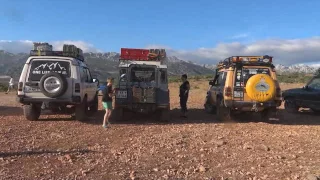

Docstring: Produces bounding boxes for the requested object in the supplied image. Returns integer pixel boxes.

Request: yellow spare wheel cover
[245,74,276,102]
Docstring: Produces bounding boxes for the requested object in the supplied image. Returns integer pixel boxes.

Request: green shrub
[0,83,8,92]
[277,73,311,83]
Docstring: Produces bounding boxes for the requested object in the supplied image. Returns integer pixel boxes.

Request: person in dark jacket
[179,74,190,118]
[102,78,114,128]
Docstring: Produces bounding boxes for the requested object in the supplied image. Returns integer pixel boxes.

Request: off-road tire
[216,98,231,122]
[204,97,216,114]
[89,94,99,114]
[75,96,88,121]
[113,107,124,121]
[159,109,170,122]
[261,107,282,123]
[24,103,41,121]
[284,98,299,113]
[39,72,68,98]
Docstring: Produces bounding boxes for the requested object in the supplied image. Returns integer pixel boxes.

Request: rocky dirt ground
[0,81,320,180]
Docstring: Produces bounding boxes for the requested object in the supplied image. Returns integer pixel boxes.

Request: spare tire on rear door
[246,74,276,102]
[39,72,68,98]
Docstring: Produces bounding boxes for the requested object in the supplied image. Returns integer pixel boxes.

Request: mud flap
[261,108,282,123]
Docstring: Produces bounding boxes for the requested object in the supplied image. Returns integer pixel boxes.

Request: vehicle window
[234,67,270,87]
[80,66,88,82]
[28,60,70,81]
[120,68,127,81]
[131,67,155,82]
[86,69,92,82]
[308,78,320,90]
[160,69,167,83]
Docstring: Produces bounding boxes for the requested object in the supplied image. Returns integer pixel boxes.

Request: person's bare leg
[6,86,10,94]
[103,109,108,127]
[106,110,112,125]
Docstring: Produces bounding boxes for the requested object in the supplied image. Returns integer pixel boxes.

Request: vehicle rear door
[157,68,169,105]
[24,59,73,99]
[237,66,271,102]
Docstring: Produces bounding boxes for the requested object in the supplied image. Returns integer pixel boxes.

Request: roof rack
[216,55,273,69]
[119,48,167,62]
[30,42,85,61]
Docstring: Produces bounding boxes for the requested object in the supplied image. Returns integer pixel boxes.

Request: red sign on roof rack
[120,48,166,61]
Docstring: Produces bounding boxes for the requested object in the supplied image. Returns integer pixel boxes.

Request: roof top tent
[30,42,85,62]
[119,48,167,65]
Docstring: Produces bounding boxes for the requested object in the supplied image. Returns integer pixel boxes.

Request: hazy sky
[1,0,320,65]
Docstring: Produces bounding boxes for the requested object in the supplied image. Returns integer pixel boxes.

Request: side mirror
[93,78,99,86]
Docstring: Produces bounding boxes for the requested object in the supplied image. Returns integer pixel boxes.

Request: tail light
[276,88,281,97]
[75,83,80,93]
[224,86,232,97]
[18,82,23,91]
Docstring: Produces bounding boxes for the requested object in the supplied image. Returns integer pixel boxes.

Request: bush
[0,83,8,92]
[277,73,311,84]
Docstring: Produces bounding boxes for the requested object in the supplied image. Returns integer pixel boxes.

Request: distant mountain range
[0,50,319,80]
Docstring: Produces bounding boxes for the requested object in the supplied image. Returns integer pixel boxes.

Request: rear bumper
[17,95,82,105]
[225,100,281,111]
[115,103,170,113]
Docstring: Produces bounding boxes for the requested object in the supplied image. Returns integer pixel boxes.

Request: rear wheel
[24,103,41,121]
[75,96,88,121]
[113,107,124,121]
[261,107,282,123]
[284,98,299,113]
[159,108,170,122]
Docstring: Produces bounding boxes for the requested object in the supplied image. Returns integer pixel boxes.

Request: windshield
[28,60,71,81]
[307,77,320,90]
[130,67,155,82]
[235,67,270,87]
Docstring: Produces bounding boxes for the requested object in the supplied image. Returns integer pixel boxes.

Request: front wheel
[89,94,99,115]
[216,98,231,122]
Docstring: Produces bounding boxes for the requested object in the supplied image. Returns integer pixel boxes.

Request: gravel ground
[0,82,319,180]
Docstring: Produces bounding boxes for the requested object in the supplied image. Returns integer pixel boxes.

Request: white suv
[17,43,99,121]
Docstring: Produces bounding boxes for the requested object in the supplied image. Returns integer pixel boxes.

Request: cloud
[2,37,320,65]
[0,40,101,53]
[0,40,33,53]
[230,33,249,39]
[161,37,320,66]
[51,40,102,53]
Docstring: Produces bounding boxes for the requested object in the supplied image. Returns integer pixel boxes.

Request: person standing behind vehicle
[179,74,190,118]
[6,76,14,94]
[102,77,114,128]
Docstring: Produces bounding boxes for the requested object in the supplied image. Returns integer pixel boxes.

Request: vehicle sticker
[249,69,257,74]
